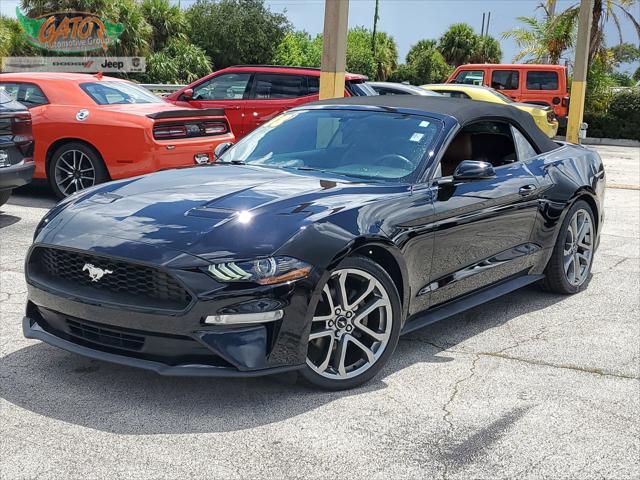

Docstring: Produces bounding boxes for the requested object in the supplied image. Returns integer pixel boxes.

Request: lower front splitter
[23,316,303,378]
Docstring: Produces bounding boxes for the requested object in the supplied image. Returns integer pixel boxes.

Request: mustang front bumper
[23,316,302,377]
[24,246,321,377]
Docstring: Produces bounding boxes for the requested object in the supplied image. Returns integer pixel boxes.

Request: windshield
[0,90,12,104]
[348,81,378,96]
[488,88,514,103]
[219,109,441,182]
[80,81,162,105]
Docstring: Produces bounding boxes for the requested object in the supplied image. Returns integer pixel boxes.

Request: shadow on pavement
[0,213,20,229]
[0,286,565,435]
[9,183,58,209]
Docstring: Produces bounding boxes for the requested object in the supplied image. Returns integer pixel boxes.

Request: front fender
[276,222,410,320]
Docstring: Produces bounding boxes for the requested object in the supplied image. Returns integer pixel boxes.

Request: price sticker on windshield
[409,132,424,142]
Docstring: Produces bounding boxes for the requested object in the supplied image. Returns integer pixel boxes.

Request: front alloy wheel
[301,256,401,389]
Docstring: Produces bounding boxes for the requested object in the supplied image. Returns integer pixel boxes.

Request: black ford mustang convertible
[24,96,605,389]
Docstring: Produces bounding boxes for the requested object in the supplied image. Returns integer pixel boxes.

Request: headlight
[207,256,311,285]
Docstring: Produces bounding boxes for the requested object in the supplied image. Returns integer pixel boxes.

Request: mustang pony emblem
[82,263,113,282]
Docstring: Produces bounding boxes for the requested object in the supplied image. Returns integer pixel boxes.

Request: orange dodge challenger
[0,73,235,198]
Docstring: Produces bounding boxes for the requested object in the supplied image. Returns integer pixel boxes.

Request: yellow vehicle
[421,84,559,138]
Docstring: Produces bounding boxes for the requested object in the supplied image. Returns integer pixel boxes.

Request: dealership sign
[2,56,145,73]
[16,7,124,53]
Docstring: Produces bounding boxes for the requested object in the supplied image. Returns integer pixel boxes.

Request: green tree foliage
[187,0,290,69]
[145,38,211,84]
[346,27,376,79]
[0,18,11,58]
[19,0,113,17]
[502,6,578,64]
[141,0,187,51]
[438,23,478,66]
[274,27,397,81]
[0,16,39,56]
[609,42,640,67]
[107,0,152,57]
[586,88,640,140]
[585,58,617,115]
[470,35,502,63]
[273,31,322,67]
[373,31,398,81]
[390,39,449,85]
[609,71,634,86]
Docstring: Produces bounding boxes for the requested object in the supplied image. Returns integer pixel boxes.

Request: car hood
[38,165,398,263]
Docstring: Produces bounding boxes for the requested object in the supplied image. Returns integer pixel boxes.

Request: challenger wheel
[48,142,109,199]
[300,256,402,390]
[541,200,596,294]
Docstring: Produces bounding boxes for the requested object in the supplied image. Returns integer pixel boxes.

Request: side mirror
[181,88,193,101]
[453,160,495,180]
[214,142,234,159]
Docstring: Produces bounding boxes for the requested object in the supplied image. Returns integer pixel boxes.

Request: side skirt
[401,274,545,335]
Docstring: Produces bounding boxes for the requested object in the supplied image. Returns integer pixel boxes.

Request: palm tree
[503,6,578,64]
[470,36,502,63]
[588,0,640,62]
[373,31,398,81]
[438,23,479,66]
[141,0,187,51]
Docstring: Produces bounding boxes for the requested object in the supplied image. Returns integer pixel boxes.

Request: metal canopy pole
[319,0,349,100]
[566,0,594,144]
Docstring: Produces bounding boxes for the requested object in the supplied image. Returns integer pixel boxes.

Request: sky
[2,0,638,73]
[262,0,639,72]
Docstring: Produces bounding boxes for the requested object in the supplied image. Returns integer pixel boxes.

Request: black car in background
[0,90,34,207]
[24,96,604,390]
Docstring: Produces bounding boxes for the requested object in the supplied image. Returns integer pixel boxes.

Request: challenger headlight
[207,256,311,285]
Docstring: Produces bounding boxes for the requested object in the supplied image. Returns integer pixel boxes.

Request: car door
[244,73,319,133]
[490,69,521,101]
[521,69,562,109]
[425,121,540,307]
[187,72,253,137]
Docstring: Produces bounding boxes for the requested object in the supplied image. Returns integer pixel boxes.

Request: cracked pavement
[1,146,639,479]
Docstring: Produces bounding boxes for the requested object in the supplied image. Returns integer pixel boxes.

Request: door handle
[519,184,537,196]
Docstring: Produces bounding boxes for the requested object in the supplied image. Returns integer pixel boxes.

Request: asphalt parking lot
[1,145,638,479]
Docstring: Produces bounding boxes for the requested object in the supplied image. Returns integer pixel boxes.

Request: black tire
[48,142,109,199]
[0,189,11,208]
[540,199,596,294]
[299,255,402,390]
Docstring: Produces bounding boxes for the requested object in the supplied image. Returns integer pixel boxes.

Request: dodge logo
[82,263,113,282]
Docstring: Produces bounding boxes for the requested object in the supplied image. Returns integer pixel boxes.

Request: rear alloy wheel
[301,256,401,390]
[48,142,108,199]
[563,208,594,286]
[541,200,596,294]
